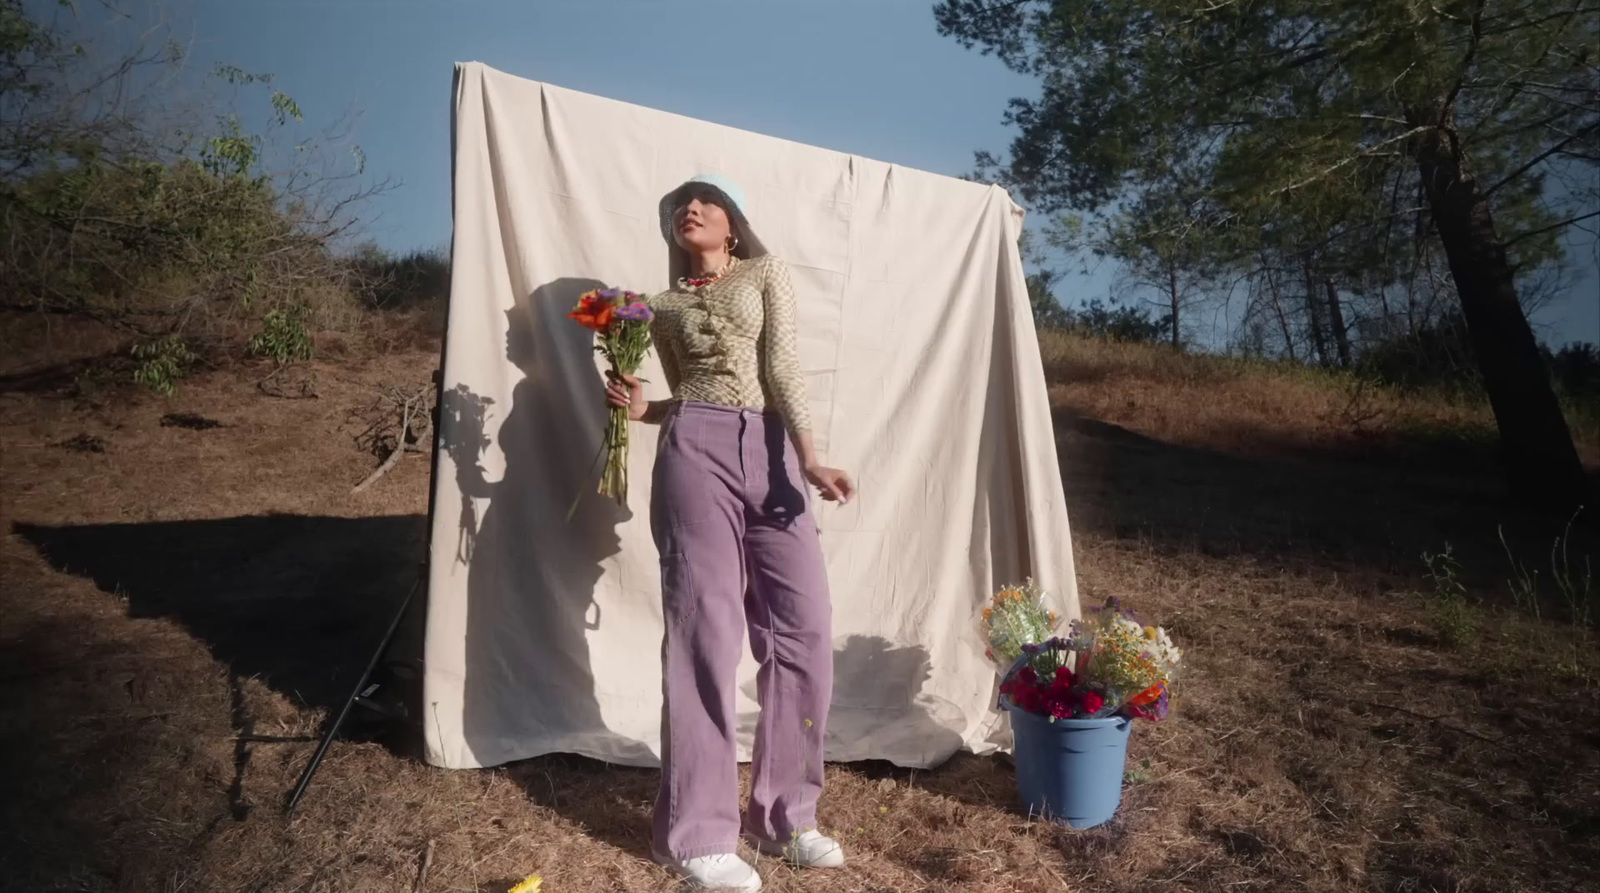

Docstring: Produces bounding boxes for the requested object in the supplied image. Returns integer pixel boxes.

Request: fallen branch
[257,363,319,399]
[352,383,429,494]
[414,838,436,893]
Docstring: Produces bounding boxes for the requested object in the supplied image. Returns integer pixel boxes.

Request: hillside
[1,320,1596,893]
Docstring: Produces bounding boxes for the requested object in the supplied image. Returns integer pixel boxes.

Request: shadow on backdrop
[805,635,966,768]
[443,277,642,766]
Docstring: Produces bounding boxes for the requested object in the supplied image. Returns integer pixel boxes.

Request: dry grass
[1037,330,1600,467]
[0,293,444,393]
[2,320,1598,892]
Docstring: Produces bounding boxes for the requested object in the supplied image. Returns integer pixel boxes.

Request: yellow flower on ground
[1144,626,1158,640]
[508,875,543,893]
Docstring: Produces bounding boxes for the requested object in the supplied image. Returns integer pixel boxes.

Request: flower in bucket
[979,578,1060,669]
[567,287,653,509]
[999,597,1181,722]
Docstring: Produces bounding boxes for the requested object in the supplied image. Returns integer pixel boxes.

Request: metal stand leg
[287,365,446,813]
[285,573,423,814]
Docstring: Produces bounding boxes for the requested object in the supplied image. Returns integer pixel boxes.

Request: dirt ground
[2,320,1597,893]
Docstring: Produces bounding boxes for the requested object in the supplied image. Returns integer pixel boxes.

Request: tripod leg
[285,574,423,814]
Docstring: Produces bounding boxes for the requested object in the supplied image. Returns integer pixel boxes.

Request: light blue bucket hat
[658,173,768,260]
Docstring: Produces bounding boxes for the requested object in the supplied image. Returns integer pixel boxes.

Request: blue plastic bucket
[1004,701,1132,829]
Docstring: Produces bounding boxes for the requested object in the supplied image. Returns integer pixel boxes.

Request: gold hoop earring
[726,236,739,253]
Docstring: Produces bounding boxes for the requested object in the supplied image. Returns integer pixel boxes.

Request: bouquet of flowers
[979,579,1060,669]
[998,596,1181,722]
[567,288,653,507]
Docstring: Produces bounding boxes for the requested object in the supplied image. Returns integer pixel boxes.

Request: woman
[605,174,854,891]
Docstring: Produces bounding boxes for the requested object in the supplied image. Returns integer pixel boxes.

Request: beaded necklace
[680,255,737,290]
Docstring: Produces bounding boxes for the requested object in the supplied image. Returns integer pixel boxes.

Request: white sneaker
[746,830,845,868]
[653,850,763,890]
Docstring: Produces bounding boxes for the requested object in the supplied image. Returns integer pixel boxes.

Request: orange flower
[568,292,616,332]
[1127,683,1165,707]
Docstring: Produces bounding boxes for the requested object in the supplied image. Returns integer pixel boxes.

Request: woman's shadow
[444,277,636,769]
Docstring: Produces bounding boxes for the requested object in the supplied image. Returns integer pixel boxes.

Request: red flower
[1017,667,1037,686]
[1023,683,1049,714]
[567,291,616,332]
[1054,666,1075,687]
[1080,691,1105,716]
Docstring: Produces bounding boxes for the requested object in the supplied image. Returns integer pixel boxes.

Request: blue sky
[159,0,1596,348]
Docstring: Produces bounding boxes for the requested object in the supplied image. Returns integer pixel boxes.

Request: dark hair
[671,185,744,245]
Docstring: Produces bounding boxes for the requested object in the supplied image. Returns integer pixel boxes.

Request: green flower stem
[593,316,653,509]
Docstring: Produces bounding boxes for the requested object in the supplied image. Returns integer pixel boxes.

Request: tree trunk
[1413,125,1587,508]
[1302,258,1329,366]
[1264,263,1296,362]
[1373,269,1393,332]
[1325,278,1352,368]
[1167,264,1181,350]
[1407,179,1428,335]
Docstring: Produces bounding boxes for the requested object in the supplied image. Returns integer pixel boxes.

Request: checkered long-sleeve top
[648,254,812,436]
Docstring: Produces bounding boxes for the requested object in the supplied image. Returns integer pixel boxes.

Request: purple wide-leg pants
[650,400,833,860]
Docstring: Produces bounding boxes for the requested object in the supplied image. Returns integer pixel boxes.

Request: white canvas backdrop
[423,61,1078,771]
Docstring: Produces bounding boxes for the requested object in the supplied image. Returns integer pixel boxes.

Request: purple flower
[1020,643,1042,655]
[597,288,622,300]
[613,302,654,322]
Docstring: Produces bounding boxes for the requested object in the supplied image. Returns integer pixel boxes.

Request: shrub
[248,305,314,367]
[130,335,197,395]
